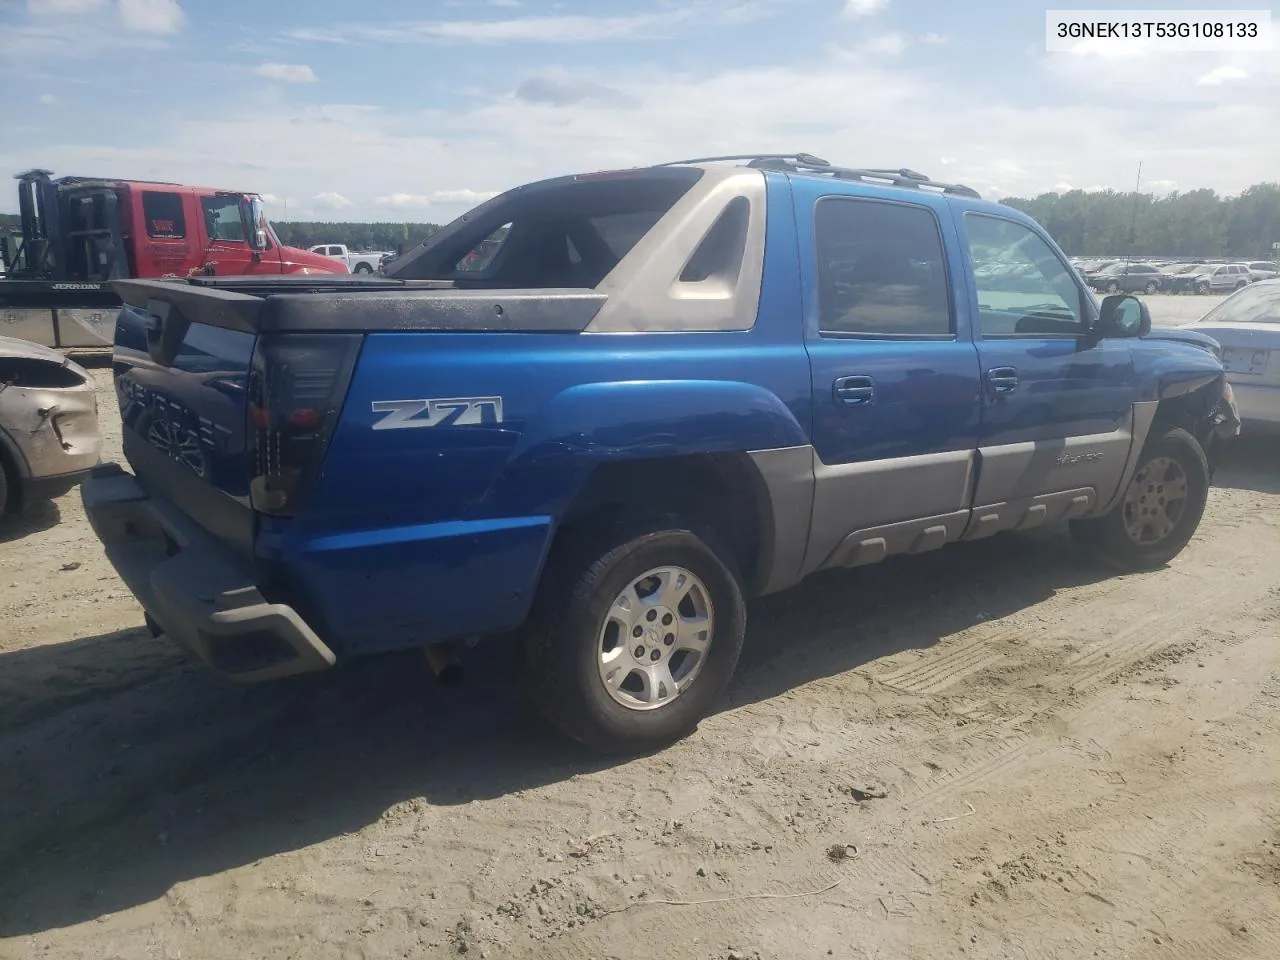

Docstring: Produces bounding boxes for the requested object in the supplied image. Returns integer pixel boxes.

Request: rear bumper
[81,462,336,682]
[25,467,93,504]
[1230,382,1280,429]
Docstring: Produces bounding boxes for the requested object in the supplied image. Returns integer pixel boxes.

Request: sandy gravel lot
[3,305,1279,960]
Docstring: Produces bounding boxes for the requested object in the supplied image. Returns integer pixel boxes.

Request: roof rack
[658,153,981,199]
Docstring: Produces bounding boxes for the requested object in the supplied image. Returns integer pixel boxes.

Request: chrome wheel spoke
[650,568,691,609]
[639,662,678,704]
[1121,455,1188,545]
[595,563,715,712]
[609,583,643,630]
[676,613,712,653]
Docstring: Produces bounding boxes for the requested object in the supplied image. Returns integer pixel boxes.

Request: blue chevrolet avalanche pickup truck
[82,154,1240,754]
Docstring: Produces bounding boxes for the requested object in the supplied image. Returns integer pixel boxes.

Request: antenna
[1122,161,1142,275]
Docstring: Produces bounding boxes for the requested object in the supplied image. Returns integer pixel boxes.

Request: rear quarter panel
[272,172,813,652]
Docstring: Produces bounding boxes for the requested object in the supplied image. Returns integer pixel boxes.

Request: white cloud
[287,2,775,45]
[253,62,319,83]
[373,189,499,208]
[38,92,58,105]
[862,33,905,56]
[1197,66,1247,86]
[117,0,184,34]
[26,0,106,13]
[918,32,947,44]
[312,192,354,210]
[4,38,1276,221]
[431,188,500,205]
[841,0,888,18]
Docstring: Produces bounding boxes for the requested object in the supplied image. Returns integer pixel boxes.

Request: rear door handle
[833,375,875,406]
[986,366,1019,395]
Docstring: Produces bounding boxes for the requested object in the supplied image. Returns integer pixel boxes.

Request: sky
[0,0,1277,224]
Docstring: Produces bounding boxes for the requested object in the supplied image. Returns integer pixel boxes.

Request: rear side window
[142,191,186,239]
[814,197,952,337]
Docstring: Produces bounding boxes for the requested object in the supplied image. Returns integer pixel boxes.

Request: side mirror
[245,197,269,250]
[1097,294,1151,339]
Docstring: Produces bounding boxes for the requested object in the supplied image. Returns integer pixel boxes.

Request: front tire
[1144,281,1158,294]
[1106,280,1120,293]
[525,521,746,754]
[1070,427,1210,571]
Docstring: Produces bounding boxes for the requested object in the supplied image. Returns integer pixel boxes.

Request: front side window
[814,197,952,337]
[964,214,1086,337]
[201,196,246,243]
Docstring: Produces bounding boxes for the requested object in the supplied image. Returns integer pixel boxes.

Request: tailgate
[112,279,360,557]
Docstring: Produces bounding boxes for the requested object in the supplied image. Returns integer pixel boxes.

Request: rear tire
[525,519,746,755]
[0,456,10,515]
[1070,427,1209,571]
[354,263,373,274]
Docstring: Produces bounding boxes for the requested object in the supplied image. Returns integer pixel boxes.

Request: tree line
[1000,182,1280,260]
[269,221,442,254]
[3,181,1279,260]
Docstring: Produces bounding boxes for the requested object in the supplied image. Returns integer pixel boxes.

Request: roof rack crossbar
[658,153,980,199]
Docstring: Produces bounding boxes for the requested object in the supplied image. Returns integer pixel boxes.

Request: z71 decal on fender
[371,396,504,430]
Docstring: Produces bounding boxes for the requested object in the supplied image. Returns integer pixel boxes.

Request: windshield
[1200,282,1280,325]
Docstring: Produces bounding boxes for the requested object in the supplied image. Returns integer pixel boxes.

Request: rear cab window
[388,168,705,289]
[142,191,186,239]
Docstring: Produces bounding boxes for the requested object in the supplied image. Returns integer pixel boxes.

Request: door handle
[833,375,875,406]
[986,366,1018,395]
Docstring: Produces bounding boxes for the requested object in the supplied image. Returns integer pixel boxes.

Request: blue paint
[103,165,1234,660]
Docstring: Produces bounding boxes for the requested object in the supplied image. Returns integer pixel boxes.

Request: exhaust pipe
[423,642,464,686]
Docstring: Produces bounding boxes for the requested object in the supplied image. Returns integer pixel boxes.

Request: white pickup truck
[307,244,390,274]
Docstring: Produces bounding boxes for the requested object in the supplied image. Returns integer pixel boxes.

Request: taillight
[248,333,362,516]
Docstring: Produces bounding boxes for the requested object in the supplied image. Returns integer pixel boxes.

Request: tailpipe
[423,642,464,686]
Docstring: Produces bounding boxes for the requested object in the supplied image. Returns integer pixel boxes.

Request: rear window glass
[1201,282,1280,324]
[389,168,703,288]
[143,191,186,239]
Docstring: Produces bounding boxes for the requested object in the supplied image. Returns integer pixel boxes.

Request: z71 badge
[370,396,504,430]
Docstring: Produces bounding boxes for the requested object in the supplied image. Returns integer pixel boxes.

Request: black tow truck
[1,169,130,350]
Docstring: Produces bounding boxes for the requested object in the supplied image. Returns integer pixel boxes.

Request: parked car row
[1068,257,1278,295]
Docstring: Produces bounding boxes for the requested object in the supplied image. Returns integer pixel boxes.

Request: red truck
[0,169,345,347]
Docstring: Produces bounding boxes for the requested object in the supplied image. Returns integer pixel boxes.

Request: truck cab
[1,170,343,284]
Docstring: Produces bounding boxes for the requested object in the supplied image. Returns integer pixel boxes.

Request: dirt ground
[3,321,1280,959]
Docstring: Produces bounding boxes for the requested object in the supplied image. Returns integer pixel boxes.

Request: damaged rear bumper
[81,463,336,682]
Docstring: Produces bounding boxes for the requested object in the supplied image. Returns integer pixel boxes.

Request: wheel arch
[554,451,780,598]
